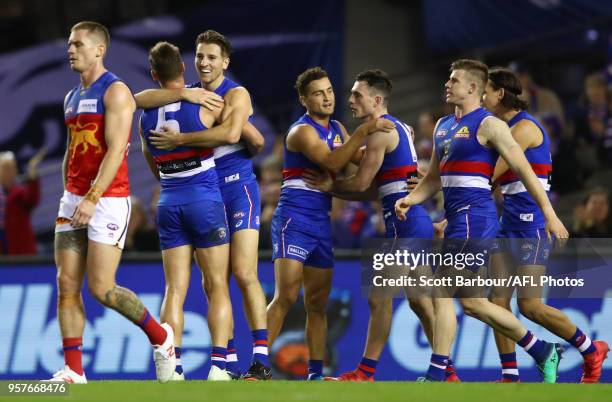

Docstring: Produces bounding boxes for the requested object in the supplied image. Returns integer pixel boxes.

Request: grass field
[1,381,610,402]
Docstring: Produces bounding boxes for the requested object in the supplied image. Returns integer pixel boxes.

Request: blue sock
[426,354,448,381]
[357,357,377,378]
[517,331,549,363]
[175,346,183,375]
[499,352,519,382]
[252,329,270,366]
[445,358,456,378]
[211,346,227,370]
[226,339,240,374]
[308,359,323,378]
[566,328,596,356]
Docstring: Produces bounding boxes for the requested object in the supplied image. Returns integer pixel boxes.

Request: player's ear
[180,62,185,74]
[96,44,106,59]
[299,95,307,108]
[498,88,505,102]
[222,56,230,70]
[151,70,158,82]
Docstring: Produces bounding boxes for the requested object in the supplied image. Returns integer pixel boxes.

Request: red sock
[62,337,83,375]
[137,309,167,345]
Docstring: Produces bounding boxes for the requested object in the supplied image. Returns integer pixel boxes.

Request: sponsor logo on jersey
[77,99,98,114]
[436,129,448,137]
[235,220,243,228]
[107,223,119,231]
[454,126,470,138]
[520,213,534,222]
[233,211,245,218]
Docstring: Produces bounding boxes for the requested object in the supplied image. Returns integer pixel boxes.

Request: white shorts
[55,190,131,249]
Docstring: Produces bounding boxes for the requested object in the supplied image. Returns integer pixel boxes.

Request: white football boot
[207,365,231,381]
[153,323,176,383]
[42,366,87,384]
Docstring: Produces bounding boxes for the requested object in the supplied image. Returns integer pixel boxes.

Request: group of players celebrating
[45,20,608,384]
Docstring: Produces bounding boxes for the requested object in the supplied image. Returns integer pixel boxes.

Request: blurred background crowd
[0,0,611,255]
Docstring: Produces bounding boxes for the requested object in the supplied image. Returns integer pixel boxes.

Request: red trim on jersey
[153,148,213,163]
[375,165,418,183]
[282,167,307,179]
[439,160,493,176]
[497,163,551,183]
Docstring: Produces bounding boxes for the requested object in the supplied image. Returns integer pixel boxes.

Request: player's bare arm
[149,87,257,150]
[492,119,540,183]
[134,87,224,111]
[71,81,134,228]
[332,130,388,193]
[139,121,160,181]
[289,119,393,174]
[394,119,444,220]
[479,116,568,238]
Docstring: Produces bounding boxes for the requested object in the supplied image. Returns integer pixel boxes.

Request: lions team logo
[454,126,470,139]
[332,134,343,148]
[69,122,102,156]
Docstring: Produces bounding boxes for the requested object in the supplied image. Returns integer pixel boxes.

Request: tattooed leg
[103,285,146,323]
[55,229,88,338]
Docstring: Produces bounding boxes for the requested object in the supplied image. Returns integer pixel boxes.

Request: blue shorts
[385,213,434,239]
[220,179,261,234]
[492,228,553,266]
[442,212,499,270]
[157,200,229,250]
[271,213,333,269]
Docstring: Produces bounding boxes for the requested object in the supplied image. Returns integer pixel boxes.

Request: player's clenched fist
[394,195,413,221]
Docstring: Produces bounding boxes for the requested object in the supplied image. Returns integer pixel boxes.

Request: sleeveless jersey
[375,114,428,218]
[278,114,345,223]
[190,77,255,186]
[140,100,220,207]
[434,107,498,218]
[498,111,552,230]
[63,71,129,197]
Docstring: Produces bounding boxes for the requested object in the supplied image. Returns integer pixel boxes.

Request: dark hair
[148,41,183,83]
[295,67,329,96]
[71,21,110,48]
[450,59,488,94]
[195,30,232,57]
[488,67,529,111]
[355,69,392,105]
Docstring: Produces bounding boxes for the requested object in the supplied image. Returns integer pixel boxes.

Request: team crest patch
[454,126,470,138]
[332,134,343,148]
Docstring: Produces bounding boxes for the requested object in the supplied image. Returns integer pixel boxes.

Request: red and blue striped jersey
[498,111,552,230]
[434,107,498,218]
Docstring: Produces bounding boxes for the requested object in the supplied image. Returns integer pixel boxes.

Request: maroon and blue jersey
[498,111,552,231]
[434,107,498,219]
[64,71,130,197]
[140,100,220,207]
[278,113,345,224]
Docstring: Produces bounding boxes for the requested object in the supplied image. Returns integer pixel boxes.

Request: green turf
[2,381,610,402]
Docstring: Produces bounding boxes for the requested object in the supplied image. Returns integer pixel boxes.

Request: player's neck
[454,100,480,119]
[79,64,106,89]
[161,77,186,90]
[307,111,330,127]
[371,107,388,120]
[499,109,519,123]
[201,74,225,91]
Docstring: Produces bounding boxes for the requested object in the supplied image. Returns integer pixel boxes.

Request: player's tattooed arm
[103,285,146,322]
[54,230,88,256]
